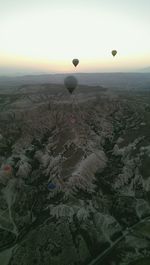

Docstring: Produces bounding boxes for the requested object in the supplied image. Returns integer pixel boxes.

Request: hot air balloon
[69,114,76,125]
[48,182,56,190]
[72,59,79,67]
[112,50,117,57]
[3,165,12,172]
[64,76,78,94]
[3,165,13,177]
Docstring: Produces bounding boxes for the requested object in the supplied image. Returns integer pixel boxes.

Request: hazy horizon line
[0,70,150,78]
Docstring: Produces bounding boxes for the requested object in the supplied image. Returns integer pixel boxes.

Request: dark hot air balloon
[112,50,117,57]
[64,75,78,94]
[72,58,79,67]
[48,182,56,190]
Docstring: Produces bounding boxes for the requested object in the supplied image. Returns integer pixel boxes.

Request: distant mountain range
[0,72,150,90]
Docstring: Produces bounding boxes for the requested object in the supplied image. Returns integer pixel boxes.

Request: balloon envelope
[3,165,12,172]
[48,182,56,190]
[112,50,117,57]
[64,76,78,94]
[72,59,79,67]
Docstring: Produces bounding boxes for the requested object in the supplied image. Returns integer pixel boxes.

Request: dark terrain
[0,75,150,265]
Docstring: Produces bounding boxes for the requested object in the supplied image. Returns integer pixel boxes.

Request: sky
[0,0,150,75]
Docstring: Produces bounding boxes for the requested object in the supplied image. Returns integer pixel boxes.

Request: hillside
[0,72,150,91]
[0,84,150,265]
